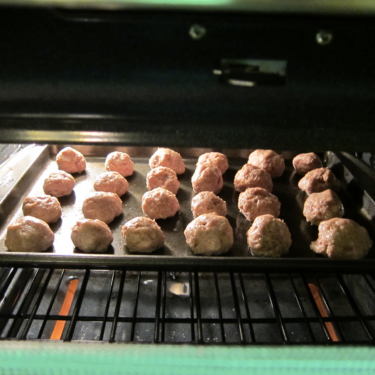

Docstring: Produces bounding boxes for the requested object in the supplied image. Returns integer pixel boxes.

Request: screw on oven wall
[316,30,333,45]
[189,24,206,40]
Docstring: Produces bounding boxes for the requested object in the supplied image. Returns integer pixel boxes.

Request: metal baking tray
[0,145,374,271]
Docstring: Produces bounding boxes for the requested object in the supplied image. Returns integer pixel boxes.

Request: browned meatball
[298,168,338,195]
[191,164,223,194]
[248,149,285,178]
[184,213,233,255]
[121,216,164,253]
[94,171,129,196]
[142,187,180,219]
[303,189,344,225]
[5,216,54,252]
[197,152,229,174]
[310,218,372,259]
[238,187,281,222]
[22,195,62,224]
[292,152,322,175]
[149,148,185,175]
[56,147,86,174]
[247,214,292,257]
[82,192,123,224]
[71,219,113,253]
[105,151,134,177]
[191,191,227,218]
[234,164,273,192]
[146,166,180,194]
[43,171,75,197]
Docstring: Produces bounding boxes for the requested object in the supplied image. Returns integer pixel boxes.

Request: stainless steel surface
[3,0,375,16]
[0,130,146,145]
[0,146,374,265]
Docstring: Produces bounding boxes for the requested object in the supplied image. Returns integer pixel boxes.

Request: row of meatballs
[185,150,372,259]
[293,153,372,259]
[5,147,185,253]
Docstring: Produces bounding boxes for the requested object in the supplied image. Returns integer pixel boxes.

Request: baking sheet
[0,146,374,259]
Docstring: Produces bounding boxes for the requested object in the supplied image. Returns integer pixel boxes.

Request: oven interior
[0,2,375,350]
[0,145,374,345]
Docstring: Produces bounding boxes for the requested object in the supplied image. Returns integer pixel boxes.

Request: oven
[0,1,375,372]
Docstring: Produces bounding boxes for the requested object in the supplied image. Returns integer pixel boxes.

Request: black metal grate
[1,266,375,344]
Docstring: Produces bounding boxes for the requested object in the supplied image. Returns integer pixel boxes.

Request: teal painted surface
[0,343,374,375]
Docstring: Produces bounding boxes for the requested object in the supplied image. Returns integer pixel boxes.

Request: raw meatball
[149,148,185,175]
[146,166,180,194]
[293,152,322,175]
[234,164,273,192]
[71,219,113,253]
[121,216,164,253]
[56,147,86,174]
[94,171,129,196]
[191,191,227,218]
[105,151,134,177]
[191,164,223,194]
[303,189,344,225]
[5,216,54,252]
[298,168,338,195]
[184,213,233,255]
[197,152,229,174]
[248,149,285,178]
[82,192,123,224]
[43,171,75,197]
[310,218,373,259]
[22,195,62,224]
[142,187,180,219]
[238,187,281,221]
[247,214,292,257]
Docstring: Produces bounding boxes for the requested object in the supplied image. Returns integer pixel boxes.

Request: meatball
[121,216,164,253]
[184,213,233,255]
[292,152,322,175]
[5,216,54,252]
[238,187,281,221]
[94,171,129,196]
[298,168,338,195]
[71,219,113,253]
[191,191,227,218]
[303,189,344,225]
[142,188,179,219]
[82,192,123,224]
[234,164,273,192]
[191,164,223,194]
[310,218,373,260]
[248,149,285,178]
[196,152,229,174]
[146,166,180,194]
[22,195,62,224]
[105,151,134,177]
[149,148,185,175]
[247,214,292,257]
[43,171,75,197]
[56,147,86,174]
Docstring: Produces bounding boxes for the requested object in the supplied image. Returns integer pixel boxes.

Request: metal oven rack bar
[1,264,375,345]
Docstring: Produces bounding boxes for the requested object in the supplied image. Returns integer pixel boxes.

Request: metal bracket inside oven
[214,58,287,87]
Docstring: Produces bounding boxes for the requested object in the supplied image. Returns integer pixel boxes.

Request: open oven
[0,1,375,370]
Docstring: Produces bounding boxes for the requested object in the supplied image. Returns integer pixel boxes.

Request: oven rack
[1,265,375,345]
